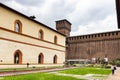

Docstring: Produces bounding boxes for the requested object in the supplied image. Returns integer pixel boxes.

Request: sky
[0,0,118,36]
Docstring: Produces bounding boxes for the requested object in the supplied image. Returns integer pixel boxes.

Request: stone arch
[38,29,44,40]
[14,20,22,33]
[53,55,57,64]
[38,53,44,64]
[14,50,22,64]
[54,35,57,44]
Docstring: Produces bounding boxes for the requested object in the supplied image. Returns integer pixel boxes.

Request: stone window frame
[14,20,22,33]
[54,35,58,44]
[39,29,44,40]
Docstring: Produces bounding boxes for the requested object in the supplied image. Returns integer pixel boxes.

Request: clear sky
[0,0,118,36]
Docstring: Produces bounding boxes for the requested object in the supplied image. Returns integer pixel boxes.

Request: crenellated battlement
[67,30,120,43]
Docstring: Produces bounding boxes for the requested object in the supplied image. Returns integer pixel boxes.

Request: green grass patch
[3,73,85,80]
[0,66,63,72]
[59,67,111,75]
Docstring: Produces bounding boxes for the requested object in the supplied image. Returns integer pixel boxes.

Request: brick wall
[66,31,120,61]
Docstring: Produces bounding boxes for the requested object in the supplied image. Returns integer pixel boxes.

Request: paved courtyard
[0,64,64,69]
[106,67,120,80]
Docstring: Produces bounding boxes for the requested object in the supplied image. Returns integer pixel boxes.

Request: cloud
[0,0,10,3]
[0,0,118,36]
[15,0,45,6]
[67,0,116,31]
[71,14,117,36]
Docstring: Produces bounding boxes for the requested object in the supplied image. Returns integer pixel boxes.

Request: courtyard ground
[0,66,119,80]
[0,64,64,69]
[106,67,120,80]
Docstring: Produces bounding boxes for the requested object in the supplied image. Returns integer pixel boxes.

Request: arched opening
[53,55,57,64]
[14,20,22,33]
[39,29,44,40]
[14,50,22,64]
[38,53,44,64]
[54,36,57,44]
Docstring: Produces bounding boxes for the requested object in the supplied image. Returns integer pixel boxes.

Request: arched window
[38,53,44,64]
[39,29,44,40]
[14,20,22,33]
[54,36,57,44]
[53,55,57,64]
[14,50,22,64]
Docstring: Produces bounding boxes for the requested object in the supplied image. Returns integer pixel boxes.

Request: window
[14,20,22,33]
[39,29,44,40]
[54,36,57,44]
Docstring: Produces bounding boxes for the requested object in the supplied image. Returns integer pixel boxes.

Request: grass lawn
[59,67,111,75]
[2,67,111,80]
[3,73,84,80]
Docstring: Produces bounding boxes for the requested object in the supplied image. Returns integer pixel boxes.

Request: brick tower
[56,19,71,37]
